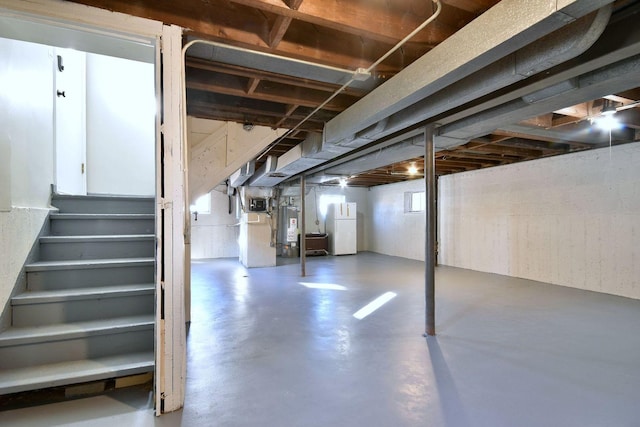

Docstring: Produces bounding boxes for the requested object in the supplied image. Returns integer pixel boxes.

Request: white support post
[156,24,187,415]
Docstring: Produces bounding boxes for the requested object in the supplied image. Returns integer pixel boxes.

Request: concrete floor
[2,252,640,426]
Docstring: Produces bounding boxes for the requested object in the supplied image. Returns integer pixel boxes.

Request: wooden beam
[269,15,293,48]
[185,23,431,74]
[551,115,584,128]
[436,159,484,169]
[246,77,260,94]
[285,0,304,9]
[438,151,519,163]
[187,99,326,126]
[225,0,457,45]
[275,104,300,127]
[491,129,593,148]
[186,72,356,111]
[520,113,553,128]
[188,107,324,132]
[445,0,499,14]
[185,58,367,97]
[464,141,542,158]
[554,101,592,118]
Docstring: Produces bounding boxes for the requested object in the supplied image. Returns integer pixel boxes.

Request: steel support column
[300,176,307,277]
[424,124,436,336]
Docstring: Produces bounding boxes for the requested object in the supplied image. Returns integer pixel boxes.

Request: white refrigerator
[326,202,357,255]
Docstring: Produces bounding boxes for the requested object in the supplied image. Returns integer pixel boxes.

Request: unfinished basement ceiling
[66,0,640,187]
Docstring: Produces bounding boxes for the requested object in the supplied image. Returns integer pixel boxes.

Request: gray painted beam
[324,0,614,146]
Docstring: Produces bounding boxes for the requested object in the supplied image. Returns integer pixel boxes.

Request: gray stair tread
[0,352,154,394]
[0,315,154,347]
[40,234,154,243]
[52,194,154,201]
[12,283,155,305]
[25,258,154,271]
[50,213,154,219]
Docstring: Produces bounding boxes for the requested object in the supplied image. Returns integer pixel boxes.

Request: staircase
[0,194,155,395]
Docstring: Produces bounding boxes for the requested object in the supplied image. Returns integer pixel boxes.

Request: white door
[54,48,86,195]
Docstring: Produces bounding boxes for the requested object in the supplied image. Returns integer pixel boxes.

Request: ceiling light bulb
[594,114,621,131]
[408,163,418,175]
[339,178,348,188]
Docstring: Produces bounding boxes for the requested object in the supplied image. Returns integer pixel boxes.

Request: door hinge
[81,163,85,174]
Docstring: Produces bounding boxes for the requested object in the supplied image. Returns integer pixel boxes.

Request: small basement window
[190,192,211,215]
[404,191,425,213]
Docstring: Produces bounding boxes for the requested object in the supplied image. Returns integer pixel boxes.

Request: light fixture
[593,114,621,131]
[591,98,622,131]
[339,177,348,188]
[408,162,418,175]
[242,122,254,131]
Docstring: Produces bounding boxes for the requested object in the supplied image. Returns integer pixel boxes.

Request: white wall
[302,185,369,251]
[191,190,239,259]
[86,53,155,196]
[439,142,640,299]
[0,37,56,319]
[0,38,55,209]
[191,184,370,259]
[367,179,425,260]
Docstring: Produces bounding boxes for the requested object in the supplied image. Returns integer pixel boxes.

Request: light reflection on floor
[2,253,640,427]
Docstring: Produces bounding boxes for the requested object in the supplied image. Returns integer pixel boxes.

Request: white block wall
[439,142,640,299]
[190,189,239,259]
[367,179,425,261]
[191,185,370,259]
[303,186,369,251]
[0,38,55,318]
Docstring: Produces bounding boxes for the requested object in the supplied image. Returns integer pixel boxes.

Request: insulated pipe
[424,124,436,337]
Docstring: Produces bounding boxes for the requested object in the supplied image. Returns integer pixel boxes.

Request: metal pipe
[424,124,436,337]
[300,176,306,277]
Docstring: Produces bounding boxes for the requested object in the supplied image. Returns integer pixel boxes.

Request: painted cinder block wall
[190,189,240,259]
[439,141,640,299]
[0,38,56,323]
[302,186,369,252]
[367,178,425,261]
[364,142,640,300]
[190,185,370,259]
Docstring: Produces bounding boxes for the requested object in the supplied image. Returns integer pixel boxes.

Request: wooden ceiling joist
[185,58,368,97]
[186,73,357,112]
[64,0,640,188]
[226,0,456,46]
